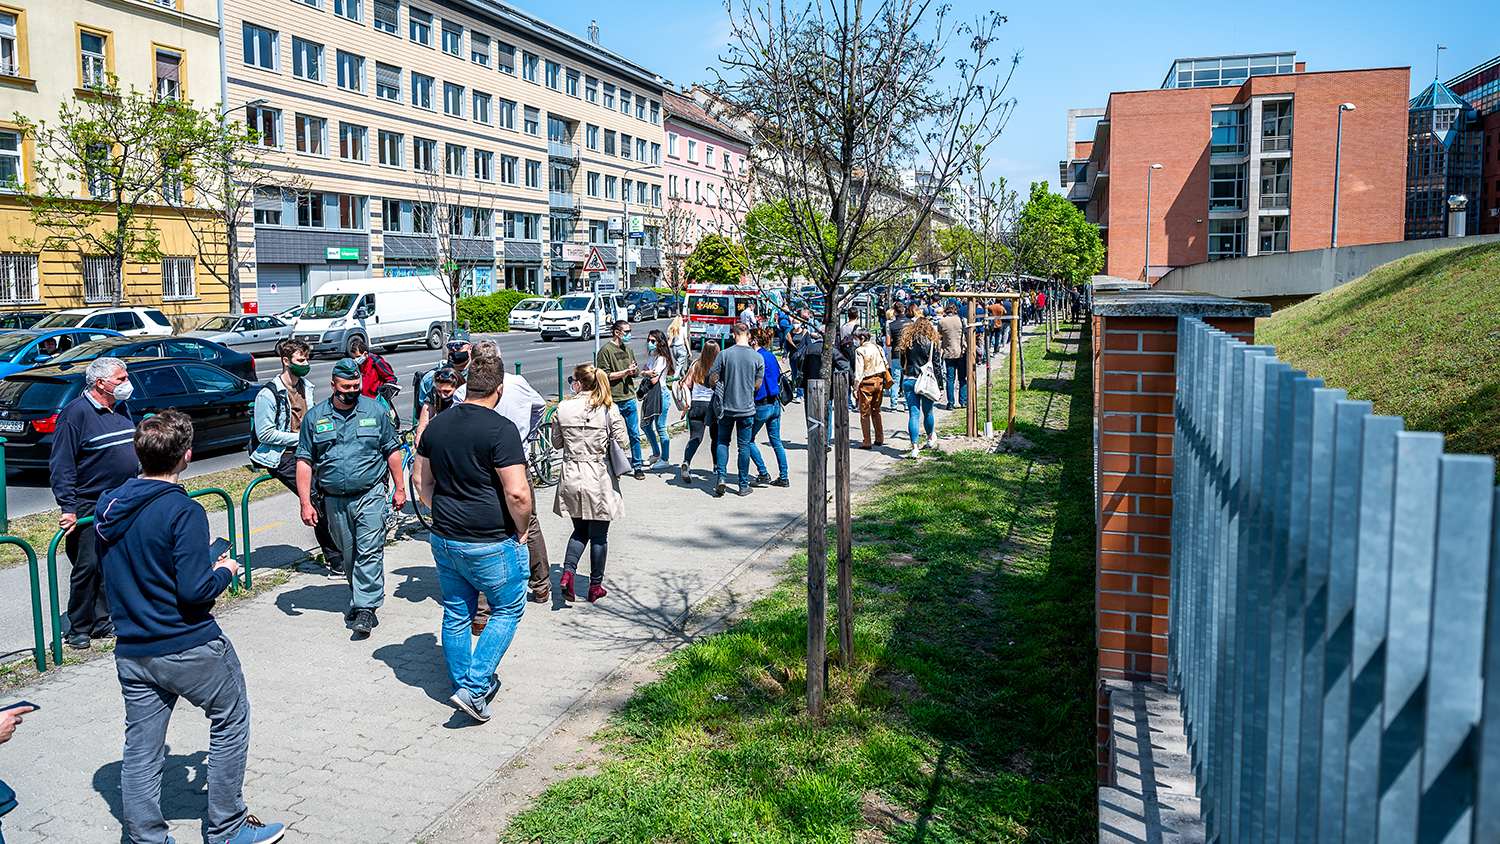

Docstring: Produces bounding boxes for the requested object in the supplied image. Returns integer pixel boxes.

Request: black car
[623,289,662,322]
[0,357,258,469]
[47,335,257,382]
[0,311,49,330]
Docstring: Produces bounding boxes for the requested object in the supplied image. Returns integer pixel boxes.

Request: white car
[508,297,560,331]
[539,293,627,341]
[32,306,174,336]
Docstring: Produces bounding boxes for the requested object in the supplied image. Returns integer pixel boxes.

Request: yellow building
[0,0,228,328]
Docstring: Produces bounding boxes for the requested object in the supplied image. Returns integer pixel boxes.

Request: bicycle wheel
[528,436,559,487]
[408,471,432,531]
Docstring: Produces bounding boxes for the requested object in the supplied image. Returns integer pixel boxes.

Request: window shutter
[496,44,514,72]
[253,190,281,211]
[376,62,400,88]
[373,0,398,30]
[156,52,181,82]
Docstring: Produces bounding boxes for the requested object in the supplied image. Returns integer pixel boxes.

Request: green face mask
[287,362,311,377]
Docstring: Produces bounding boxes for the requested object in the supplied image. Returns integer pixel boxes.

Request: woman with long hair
[551,364,629,603]
[897,316,944,458]
[665,316,692,375]
[414,366,463,443]
[678,340,720,484]
[641,328,676,470]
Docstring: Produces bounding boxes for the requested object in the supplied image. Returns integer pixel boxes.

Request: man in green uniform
[296,358,403,636]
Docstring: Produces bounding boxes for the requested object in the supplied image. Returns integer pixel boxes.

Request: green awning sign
[325,247,361,261]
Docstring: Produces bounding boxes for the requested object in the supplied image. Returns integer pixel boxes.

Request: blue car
[0,328,124,378]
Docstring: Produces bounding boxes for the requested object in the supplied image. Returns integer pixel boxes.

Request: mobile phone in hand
[0,701,37,713]
[208,538,231,560]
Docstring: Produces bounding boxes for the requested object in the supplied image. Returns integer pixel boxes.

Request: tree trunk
[804,372,828,719]
[227,217,242,313]
[834,369,853,667]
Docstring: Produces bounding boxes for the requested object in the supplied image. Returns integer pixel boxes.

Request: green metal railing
[8,536,43,670]
[238,474,278,592]
[42,518,82,669]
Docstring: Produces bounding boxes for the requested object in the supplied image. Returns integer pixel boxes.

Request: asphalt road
[2,317,673,519]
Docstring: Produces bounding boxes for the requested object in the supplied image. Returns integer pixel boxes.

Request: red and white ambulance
[683,283,763,349]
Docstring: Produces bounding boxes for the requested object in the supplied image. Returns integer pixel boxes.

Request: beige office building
[224,0,667,310]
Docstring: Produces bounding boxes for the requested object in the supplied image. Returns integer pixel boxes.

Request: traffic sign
[583,246,608,272]
[595,277,618,293]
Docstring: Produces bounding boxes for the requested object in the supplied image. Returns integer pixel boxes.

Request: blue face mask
[621,333,633,343]
[646,341,656,351]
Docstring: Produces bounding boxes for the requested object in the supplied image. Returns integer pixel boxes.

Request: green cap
[331,358,361,380]
[448,328,471,343]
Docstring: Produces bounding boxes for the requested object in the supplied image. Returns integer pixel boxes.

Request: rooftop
[1162,51,1297,89]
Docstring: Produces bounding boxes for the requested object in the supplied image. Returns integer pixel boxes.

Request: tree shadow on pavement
[389,564,441,606]
[93,748,209,844]
[273,581,351,619]
[371,632,451,705]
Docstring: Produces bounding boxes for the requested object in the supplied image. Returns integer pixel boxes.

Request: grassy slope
[500,329,1097,844]
[1257,242,1500,470]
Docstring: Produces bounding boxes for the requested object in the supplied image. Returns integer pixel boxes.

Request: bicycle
[527,405,560,488]
[384,427,432,536]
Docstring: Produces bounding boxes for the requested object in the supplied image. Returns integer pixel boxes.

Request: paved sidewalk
[0,397,939,844]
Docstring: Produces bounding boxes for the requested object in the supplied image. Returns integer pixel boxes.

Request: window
[471,32,489,65]
[472,91,491,124]
[603,130,615,155]
[504,211,539,240]
[705,145,716,168]
[473,149,492,181]
[1258,215,1288,253]
[652,184,661,207]
[161,257,194,300]
[0,131,19,187]
[296,192,325,228]
[378,130,402,167]
[155,50,181,100]
[243,24,277,70]
[80,31,107,87]
[604,175,616,200]
[0,13,19,77]
[254,191,281,225]
[339,123,367,162]
[523,106,539,136]
[635,97,646,121]
[585,76,598,103]
[373,0,397,34]
[565,69,579,97]
[336,51,364,92]
[411,201,433,233]
[246,105,280,147]
[82,256,112,302]
[335,0,362,23]
[445,143,465,176]
[638,181,649,204]
[722,151,730,171]
[548,164,571,195]
[1260,158,1290,209]
[497,98,515,130]
[603,83,614,109]
[588,219,606,243]
[496,41,514,74]
[408,9,431,45]
[441,20,461,56]
[546,116,570,145]
[411,72,433,109]
[580,124,597,151]
[443,82,463,117]
[621,133,632,160]
[549,214,573,242]
[1210,108,1245,157]
[291,38,323,82]
[587,172,599,197]
[338,195,366,230]
[524,159,540,188]
[499,154,517,184]
[1207,219,1244,261]
[545,60,560,89]
[520,51,538,82]
[667,133,678,157]
[637,139,648,161]
[1261,100,1293,152]
[159,153,183,204]
[1209,163,1246,211]
[375,63,400,100]
[619,89,631,116]
[294,115,326,155]
[413,137,435,172]
[381,198,402,231]
[667,174,677,198]
[472,207,492,237]
[296,0,321,7]
[1073,162,1088,184]
[0,255,38,303]
[650,100,660,125]
[622,178,632,204]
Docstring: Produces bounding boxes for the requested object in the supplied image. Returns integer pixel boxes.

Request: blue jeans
[616,397,643,469]
[749,401,788,480]
[902,378,935,444]
[644,411,669,463]
[430,533,529,699]
[715,414,755,485]
[944,358,968,407]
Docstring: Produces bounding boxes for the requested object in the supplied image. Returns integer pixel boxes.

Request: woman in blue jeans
[896,316,943,459]
[746,327,789,486]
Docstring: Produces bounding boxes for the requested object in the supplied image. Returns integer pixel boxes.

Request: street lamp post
[1145,163,1162,283]
[219,98,268,314]
[1332,103,1355,248]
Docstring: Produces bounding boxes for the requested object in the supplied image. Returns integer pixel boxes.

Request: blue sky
[518,0,1499,199]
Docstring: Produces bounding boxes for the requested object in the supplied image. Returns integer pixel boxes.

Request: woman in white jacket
[552,364,630,603]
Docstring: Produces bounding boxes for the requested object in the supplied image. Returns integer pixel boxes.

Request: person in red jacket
[348,337,395,399]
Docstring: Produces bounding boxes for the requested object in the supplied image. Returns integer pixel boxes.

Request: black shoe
[327,562,346,580]
[351,609,374,635]
[753,473,771,486]
[66,633,91,650]
[770,477,790,487]
[714,481,726,498]
[345,607,358,623]
[737,486,752,497]
[633,469,646,480]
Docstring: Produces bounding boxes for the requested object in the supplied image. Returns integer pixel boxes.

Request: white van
[292,275,451,356]
[538,292,627,341]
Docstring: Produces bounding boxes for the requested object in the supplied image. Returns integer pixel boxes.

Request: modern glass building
[1446,55,1500,235]
[1405,80,1482,239]
[1161,52,1297,89]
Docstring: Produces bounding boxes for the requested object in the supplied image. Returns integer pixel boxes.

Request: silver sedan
[182,314,294,355]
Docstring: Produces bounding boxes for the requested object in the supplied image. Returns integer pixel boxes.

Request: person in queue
[746,327,788,487]
[595,320,645,480]
[552,365,629,603]
[415,366,464,443]
[678,340,720,484]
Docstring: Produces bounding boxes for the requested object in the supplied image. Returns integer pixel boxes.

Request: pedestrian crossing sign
[583,247,608,272]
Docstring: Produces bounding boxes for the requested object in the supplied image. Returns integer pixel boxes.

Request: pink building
[662,88,752,286]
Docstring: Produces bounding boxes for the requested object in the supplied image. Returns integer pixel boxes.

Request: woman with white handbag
[896,317,945,459]
[551,365,630,603]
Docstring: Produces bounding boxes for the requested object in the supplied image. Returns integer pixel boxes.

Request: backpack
[246,382,285,456]
[836,332,859,366]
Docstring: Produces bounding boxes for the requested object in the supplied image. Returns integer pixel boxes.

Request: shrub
[457,289,530,333]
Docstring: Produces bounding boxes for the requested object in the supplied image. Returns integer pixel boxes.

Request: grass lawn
[501,326,1097,843]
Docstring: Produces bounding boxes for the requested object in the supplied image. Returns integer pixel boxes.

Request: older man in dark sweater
[50,356,138,650]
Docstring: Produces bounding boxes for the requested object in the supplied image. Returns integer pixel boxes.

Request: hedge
[457,289,530,333]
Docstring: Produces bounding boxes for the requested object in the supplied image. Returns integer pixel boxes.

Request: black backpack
[246,382,284,455]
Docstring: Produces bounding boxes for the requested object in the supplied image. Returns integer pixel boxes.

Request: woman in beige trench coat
[552,364,630,603]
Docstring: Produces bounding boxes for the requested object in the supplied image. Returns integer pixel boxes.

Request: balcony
[549,192,578,214]
[548,141,578,162]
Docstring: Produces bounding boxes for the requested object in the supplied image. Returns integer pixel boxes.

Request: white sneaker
[909,447,920,459]
[650,459,671,470]
[926,437,939,450]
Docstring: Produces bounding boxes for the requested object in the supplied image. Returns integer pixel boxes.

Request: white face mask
[110,380,134,402]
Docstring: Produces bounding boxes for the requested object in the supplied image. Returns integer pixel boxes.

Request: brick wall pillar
[1089,290,1269,785]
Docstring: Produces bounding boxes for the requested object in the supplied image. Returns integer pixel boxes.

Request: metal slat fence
[1169,316,1500,843]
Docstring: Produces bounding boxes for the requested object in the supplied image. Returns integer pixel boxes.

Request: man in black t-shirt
[414,355,531,724]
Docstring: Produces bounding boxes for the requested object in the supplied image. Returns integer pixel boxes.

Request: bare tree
[412,165,500,326]
[714,0,1018,716]
[660,191,698,295]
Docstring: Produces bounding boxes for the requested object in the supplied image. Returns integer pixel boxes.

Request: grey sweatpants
[115,636,250,844]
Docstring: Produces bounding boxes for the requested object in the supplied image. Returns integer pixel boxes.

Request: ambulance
[684,283,763,349]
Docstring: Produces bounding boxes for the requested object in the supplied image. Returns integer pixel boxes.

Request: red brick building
[1062,56,1410,282]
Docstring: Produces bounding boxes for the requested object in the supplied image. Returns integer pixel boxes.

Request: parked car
[507,297,560,331]
[276,303,306,322]
[182,314,294,355]
[293,275,450,356]
[33,306,174,336]
[48,335,257,382]
[0,328,124,378]
[539,293,627,341]
[0,357,258,469]
[0,311,49,330]
[622,289,663,322]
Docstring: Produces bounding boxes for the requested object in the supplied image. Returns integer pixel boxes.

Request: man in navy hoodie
[96,410,285,844]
